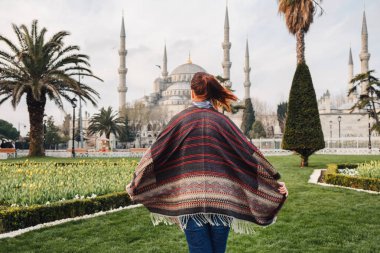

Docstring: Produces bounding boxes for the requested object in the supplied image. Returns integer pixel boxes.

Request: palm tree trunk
[27,92,46,157]
[106,133,111,151]
[296,29,306,65]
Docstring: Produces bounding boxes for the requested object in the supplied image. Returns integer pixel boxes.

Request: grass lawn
[0,155,379,253]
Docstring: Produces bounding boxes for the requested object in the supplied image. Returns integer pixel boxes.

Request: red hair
[190,72,238,112]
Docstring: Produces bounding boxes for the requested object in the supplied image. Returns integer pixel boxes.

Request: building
[318,11,374,139]
[117,6,253,147]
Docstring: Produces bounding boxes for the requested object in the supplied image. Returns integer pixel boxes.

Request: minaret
[222,5,232,88]
[243,39,251,100]
[359,11,370,96]
[162,44,168,80]
[348,47,356,102]
[118,15,128,113]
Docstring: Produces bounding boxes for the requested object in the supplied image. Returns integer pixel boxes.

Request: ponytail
[191,72,238,112]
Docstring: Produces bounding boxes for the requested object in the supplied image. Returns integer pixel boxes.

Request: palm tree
[278,0,323,64]
[87,107,124,150]
[0,20,101,156]
[278,0,325,167]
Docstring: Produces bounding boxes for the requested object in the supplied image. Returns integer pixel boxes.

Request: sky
[0,0,379,136]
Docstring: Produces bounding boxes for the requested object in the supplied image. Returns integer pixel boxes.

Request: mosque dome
[170,62,207,82]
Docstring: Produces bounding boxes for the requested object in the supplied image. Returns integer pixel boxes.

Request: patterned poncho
[126,106,287,234]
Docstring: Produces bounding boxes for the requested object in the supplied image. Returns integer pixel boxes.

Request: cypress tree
[282,63,324,167]
[241,98,255,137]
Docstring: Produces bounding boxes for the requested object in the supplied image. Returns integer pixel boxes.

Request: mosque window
[147,124,152,131]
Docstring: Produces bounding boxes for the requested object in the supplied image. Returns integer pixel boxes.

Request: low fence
[3,137,379,159]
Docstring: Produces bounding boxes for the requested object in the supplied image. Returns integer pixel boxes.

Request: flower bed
[0,159,138,233]
[0,159,137,206]
[0,192,131,233]
[322,163,380,192]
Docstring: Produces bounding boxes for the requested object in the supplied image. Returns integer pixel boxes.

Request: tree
[277,101,288,133]
[0,20,101,157]
[278,0,324,167]
[349,70,380,133]
[249,120,267,139]
[118,115,136,143]
[87,107,124,149]
[0,119,19,140]
[61,114,71,139]
[241,98,255,137]
[282,64,324,166]
[44,116,63,149]
[278,0,323,65]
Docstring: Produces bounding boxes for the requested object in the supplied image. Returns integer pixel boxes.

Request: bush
[0,192,132,233]
[323,164,380,192]
[282,63,324,166]
[241,98,255,137]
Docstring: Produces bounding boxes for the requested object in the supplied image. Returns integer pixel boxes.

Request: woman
[126,72,288,253]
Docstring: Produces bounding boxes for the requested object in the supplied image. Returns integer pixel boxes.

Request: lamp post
[329,120,332,139]
[71,97,77,158]
[366,105,372,150]
[43,114,47,150]
[338,116,342,148]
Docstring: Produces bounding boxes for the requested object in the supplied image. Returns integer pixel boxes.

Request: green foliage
[277,101,288,133]
[0,119,19,140]
[0,20,102,156]
[88,107,124,146]
[324,163,380,192]
[118,115,136,143]
[44,116,63,149]
[0,192,131,233]
[349,70,380,133]
[357,160,380,178]
[240,98,255,137]
[0,159,137,206]
[249,120,266,139]
[282,63,324,166]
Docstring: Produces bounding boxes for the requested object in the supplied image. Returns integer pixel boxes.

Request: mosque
[93,7,375,150]
[116,6,253,148]
[317,10,375,140]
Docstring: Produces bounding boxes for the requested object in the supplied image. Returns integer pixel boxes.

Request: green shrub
[241,98,255,137]
[323,164,380,192]
[0,192,131,233]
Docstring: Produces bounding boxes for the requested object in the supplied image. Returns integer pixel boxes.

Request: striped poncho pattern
[126,106,287,234]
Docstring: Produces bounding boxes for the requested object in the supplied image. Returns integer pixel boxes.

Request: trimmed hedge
[323,164,380,192]
[0,192,132,233]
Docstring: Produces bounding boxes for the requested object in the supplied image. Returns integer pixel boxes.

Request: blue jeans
[184,216,230,253]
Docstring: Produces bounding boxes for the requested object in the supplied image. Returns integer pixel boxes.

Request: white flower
[46,201,50,205]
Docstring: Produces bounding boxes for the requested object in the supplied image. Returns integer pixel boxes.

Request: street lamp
[71,97,77,158]
[43,114,47,150]
[366,105,372,150]
[329,120,333,139]
[338,116,342,148]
